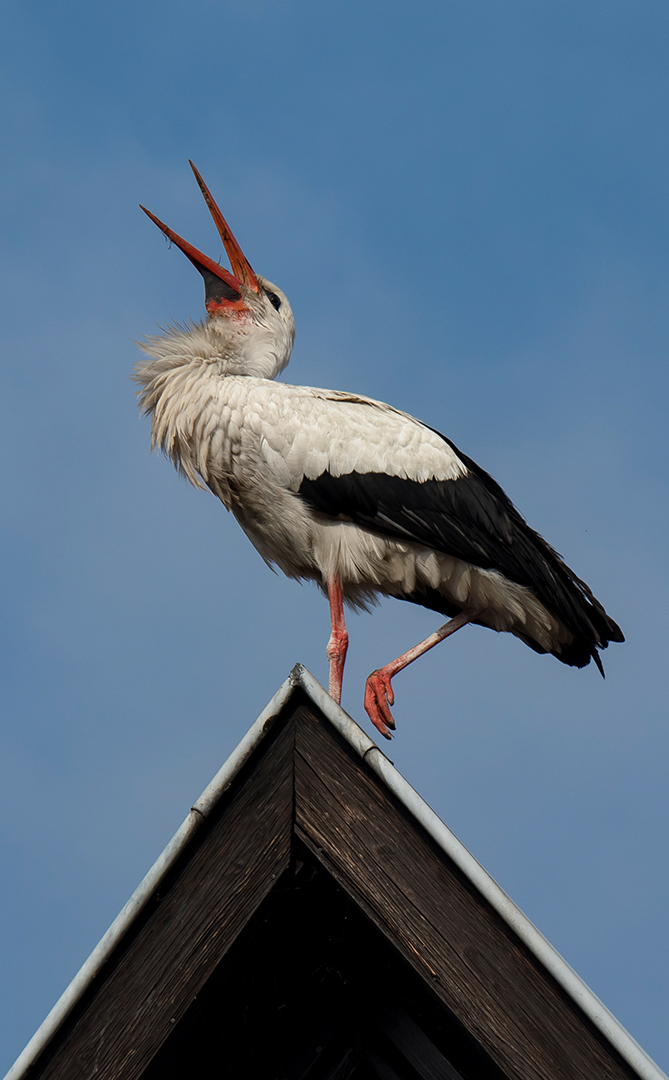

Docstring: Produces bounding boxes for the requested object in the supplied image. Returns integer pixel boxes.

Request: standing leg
[365,610,474,739]
[326,575,349,704]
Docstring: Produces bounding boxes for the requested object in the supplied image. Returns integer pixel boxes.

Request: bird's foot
[364,669,397,740]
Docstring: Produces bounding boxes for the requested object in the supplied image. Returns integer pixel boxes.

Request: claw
[364,669,397,740]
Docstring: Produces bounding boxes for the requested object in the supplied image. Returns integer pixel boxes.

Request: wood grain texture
[32,717,295,1080]
[293,703,635,1080]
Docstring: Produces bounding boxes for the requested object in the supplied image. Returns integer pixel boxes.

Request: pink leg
[326,576,349,704]
[365,610,474,740]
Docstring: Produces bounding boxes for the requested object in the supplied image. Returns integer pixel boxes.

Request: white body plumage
[135,322,570,654]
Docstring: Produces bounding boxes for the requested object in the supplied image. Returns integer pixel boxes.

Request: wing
[297,423,624,662]
[249,384,467,488]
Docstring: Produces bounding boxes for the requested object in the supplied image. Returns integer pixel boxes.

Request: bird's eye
[265,290,282,311]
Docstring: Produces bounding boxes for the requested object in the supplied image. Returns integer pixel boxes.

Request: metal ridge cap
[292,665,668,1080]
[3,676,296,1080]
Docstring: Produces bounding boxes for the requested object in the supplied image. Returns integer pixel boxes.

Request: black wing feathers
[298,428,623,669]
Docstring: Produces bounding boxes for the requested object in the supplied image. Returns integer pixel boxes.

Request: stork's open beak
[188,162,259,293]
[140,164,259,317]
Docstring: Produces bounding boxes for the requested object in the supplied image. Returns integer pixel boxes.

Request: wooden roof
[6,666,666,1080]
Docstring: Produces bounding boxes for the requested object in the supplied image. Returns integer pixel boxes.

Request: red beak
[188,161,259,292]
[140,165,259,316]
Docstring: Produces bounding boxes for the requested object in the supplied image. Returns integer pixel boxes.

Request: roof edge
[4,666,666,1080]
[293,667,667,1080]
[4,675,296,1080]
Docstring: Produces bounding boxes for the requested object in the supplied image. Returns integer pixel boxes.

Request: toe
[364,672,397,739]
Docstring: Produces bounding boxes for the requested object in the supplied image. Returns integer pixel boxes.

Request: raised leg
[326,575,349,704]
[364,610,474,740]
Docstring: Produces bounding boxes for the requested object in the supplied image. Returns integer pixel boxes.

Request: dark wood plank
[35,717,296,1080]
[364,1047,405,1080]
[379,1009,464,1080]
[293,704,636,1080]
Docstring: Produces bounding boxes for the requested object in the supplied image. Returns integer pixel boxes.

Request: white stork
[135,163,624,740]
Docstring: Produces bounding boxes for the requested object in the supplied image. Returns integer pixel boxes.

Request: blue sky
[1,0,668,1071]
